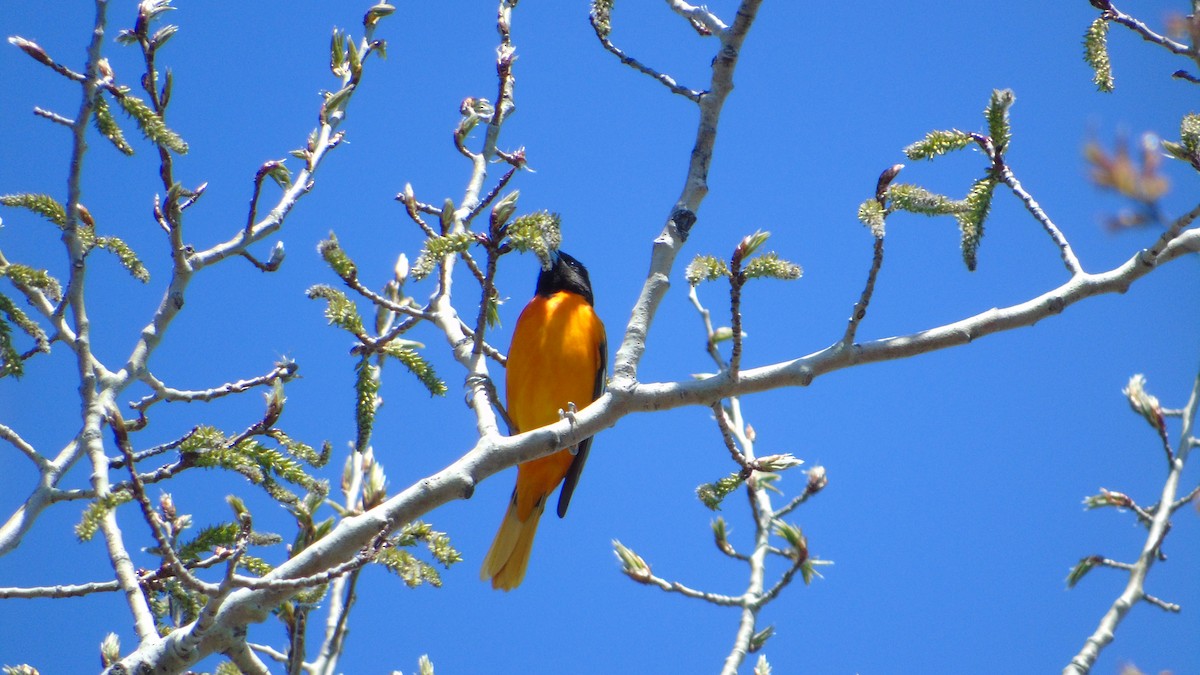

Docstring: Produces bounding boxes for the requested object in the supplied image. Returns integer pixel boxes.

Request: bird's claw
[559,402,579,425]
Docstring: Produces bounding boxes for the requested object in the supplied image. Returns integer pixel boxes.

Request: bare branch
[841,236,885,346]
[132,361,298,412]
[0,423,50,472]
[996,162,1084,275]
[0,579,123,599]
[1141,592,1181,613]
[639,572,744,606]
[688,285,726,368]
[1098,3,1193,56]
[32,106,74,126]
[7,36,87,82]
[774,467,827,518]
[109,408,216,596]
[248,643,289,664]
[1170,483,1200,512]
[1064,360,1200,673]
[611,0,763,387]
[108,426,199,469]
[753,555,809,609]
[0,549,237,600]
[588,15,703,102]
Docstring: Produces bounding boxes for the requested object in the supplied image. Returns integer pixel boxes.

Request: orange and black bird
[481,251,607,590]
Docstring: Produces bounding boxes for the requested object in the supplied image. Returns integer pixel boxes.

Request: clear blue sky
[1,1,1198,673]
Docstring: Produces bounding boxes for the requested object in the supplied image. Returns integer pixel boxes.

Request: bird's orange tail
[481,495,547,591]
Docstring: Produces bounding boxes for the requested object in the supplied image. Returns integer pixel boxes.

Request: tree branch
[132,361,299,412]
[0,423,50,472]
[610,0,764,388]
[997,162,1083,275]
[589,15,703,101]
[1095,2,1193,56]
[1064,360,1200,674]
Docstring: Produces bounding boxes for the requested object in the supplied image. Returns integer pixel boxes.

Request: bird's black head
[536,251,594,305]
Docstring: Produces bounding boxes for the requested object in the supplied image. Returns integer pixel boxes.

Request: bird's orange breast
[505,291,605,519]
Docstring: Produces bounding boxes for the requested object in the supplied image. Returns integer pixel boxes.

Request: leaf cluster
[309,233,450,410]
[0,193,149,281]
[1083,17,1114,93]
[1162,113,1200,172]
[0,289,49,378]
[75,490,134,542]
[410,231,475,281]
[376,522,462,588]
[182,425,328,506]
[503,210,562,269]
[859,90,1013,270]
[697,472,746,510]
[686,231,802,287]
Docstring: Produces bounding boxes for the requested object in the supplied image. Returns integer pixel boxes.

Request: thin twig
[588,19,703,102]
[339,273,437,324]
[396,190,439,238]
[132,362,298,412]
[1097,557,1135,572]
[456,322,507,365]
[109,408,216,595]
[0,579,123,599]
[464,165,519,225]
[108,426,199,468]
[32,106,75,126]
[1144,201,1200,265]
[996,163,1083,275]
[227,534,385,592]
[0,423,51,472]
[727,270,745,378]
[1170,483,1200,512]
[1142,592,1181,612]
[640,571,744,606]
[841,236,884,346]
[1099,4,1193,56]
[752,554,807,608]
[774,477,821,518]
[8,36,87,81]
[52,456,193,503]
[711,403,751,471]
[459,249,488,285]
[472,244,502,358]
[248,643,290,664]
[0,549,235,599]
[688,285,726,368]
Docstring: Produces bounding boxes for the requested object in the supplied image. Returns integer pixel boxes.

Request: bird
[481,251,607,590]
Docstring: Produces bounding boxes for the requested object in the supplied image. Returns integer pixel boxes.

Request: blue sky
[1,1,1198,673]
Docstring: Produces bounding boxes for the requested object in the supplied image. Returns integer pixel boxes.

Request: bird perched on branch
[481,251,607,590]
